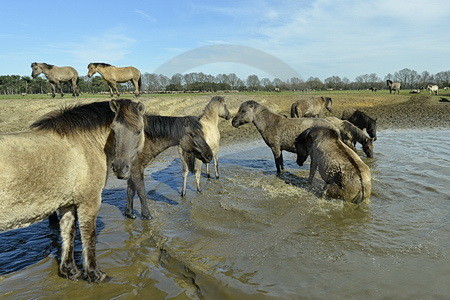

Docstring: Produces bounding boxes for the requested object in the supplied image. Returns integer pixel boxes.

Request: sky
[1,0,449,81]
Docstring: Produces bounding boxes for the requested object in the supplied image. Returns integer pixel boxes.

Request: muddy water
[1,130,449,299]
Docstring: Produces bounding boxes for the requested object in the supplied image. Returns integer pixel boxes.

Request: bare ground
[0,92,449,144]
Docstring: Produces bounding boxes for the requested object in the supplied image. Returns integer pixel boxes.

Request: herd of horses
[31,62,443,97]
[0,93,380,282]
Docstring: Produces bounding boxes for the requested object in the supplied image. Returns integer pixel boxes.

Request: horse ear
[110,99,120,113]
[137,102,145,115]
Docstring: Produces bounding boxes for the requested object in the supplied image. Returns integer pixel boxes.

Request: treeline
[1,68,450,95]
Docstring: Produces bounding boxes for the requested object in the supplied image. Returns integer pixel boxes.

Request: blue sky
[1,0,449,80]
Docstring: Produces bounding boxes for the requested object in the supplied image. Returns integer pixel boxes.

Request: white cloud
[135,10,157,23]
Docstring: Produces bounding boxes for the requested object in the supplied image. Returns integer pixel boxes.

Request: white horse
[427,84,439,95]
[180,96,231,196]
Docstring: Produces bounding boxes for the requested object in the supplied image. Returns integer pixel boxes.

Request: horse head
[362,137,374,158]
[214,96,232,120]
[180,119,213,163]
[31,62,43,78]
[87,63,98,78]
[232,100,258,127]
[323,97,333,112]
[109,99,146,179]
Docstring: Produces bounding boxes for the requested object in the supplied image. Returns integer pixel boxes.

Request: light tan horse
[0,99,146,282]
[87,63,141,97]
[31,62,79,97]
[180,96,231,196]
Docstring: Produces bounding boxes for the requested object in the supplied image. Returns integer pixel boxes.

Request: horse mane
[90,62,113,68]
[341,120,368,143]
[30,101,114,136]
[145,115,202,141]
[386,79,393,85]
[42,63,54,69]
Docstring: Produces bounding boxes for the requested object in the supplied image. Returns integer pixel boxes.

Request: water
[1,130,449,299]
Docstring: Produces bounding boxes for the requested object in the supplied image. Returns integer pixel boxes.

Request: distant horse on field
[31,62,79,98]
[295,127,372,204]
[341,108,378,141]
[87,63,141,97]
[232,100,355,174]
[386,80,401,95]
[180,96,232,196]
[290,96,333,118]
[427,84,439,95]
[369,87,378,92]
[123,114,213,219]
[0,99,146,282]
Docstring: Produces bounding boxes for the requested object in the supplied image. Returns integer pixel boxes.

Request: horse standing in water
[232,100,353,174]
[386,80,401,94]
[123,114,213,219]
[180,96,232,197]
[0,99,146,282]
[87,63,141,97]
[31,62,79,98]
[341,108,378,141]
[290,96,333,118]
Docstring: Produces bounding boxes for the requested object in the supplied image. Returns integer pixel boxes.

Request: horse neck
[70,127,111,155]
[145,135,180,157]
[349,125,367,143]
[252,107,278,133]
[200,103,219,125]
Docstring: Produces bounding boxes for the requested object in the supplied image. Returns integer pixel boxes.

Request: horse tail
[138,75,142,92]
[290,103,297,118]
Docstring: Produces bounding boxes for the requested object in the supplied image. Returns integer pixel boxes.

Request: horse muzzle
[112,163,130,180]
[231,118,244,128]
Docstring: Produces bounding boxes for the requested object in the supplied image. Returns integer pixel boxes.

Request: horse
[290,96,333,118]
[409,89,421,94]
[0,99,146,282]
[180,96,232,197]
[123,114,213,219]
[295,127,371,204]
[31,62,79,98]
[325,117,374,158]
[386,80,401,95]
[427,84,439,95]
[232,100,349,174]
[341,108,378,141]
[369,87,378,92]
[87,63,141,97]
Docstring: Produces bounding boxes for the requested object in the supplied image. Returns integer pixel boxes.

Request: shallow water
[1,130,449,299]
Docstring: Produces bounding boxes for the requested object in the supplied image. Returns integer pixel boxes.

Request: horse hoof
[85,269,109,283]
[216,176,219,179]
[197,189,202,194]
[141,214,153,220]
[125,212,137,219]
[60,264,82,281]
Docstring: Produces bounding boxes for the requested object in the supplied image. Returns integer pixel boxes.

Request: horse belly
[0,140,80,231]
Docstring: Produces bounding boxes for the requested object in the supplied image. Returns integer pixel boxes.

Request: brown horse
[87,63,141,97]
[0,99,146,282]
[295,127,372,204]
[290,96,333,118]
[31,62,79,97]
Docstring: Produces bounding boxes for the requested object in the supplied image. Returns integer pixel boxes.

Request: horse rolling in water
[341,108,378,141]
[0,99,146,282]
[87,63,141,97]
[232,100,353,174]
[122,114,213,219]
[180,96,232,197]
[295,127,371,204]
[31,62,79,98]
[386,80,401,95]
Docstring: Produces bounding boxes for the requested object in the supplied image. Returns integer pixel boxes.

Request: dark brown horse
[31,62,79,97]
[341,109,378,141]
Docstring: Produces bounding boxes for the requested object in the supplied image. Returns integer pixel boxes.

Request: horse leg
[58,205,82,280]
[72,78,79,97]
[214,154,219,179]
[107,82,115,98]
[56,82,64,97]
[77,200,107,283]
[132,79,139,97]
[272,148,284,174]
[125,177,137,219]
[113,83,120,97]
[308,157,318,184]
[180,149,189,197]
[195,159,203,193]
[50,82,56,98]
[133,169,152,220]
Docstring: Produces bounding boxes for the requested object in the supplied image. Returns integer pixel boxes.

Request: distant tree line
[1,68,449,95]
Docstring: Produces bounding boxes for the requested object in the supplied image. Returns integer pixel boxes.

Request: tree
[246,75,261,90]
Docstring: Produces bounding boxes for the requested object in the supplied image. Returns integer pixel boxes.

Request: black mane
[30,101,114,136]
[145,115,202,140]
[90,62,112,68]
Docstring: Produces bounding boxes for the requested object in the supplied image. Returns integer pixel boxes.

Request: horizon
[1,0,449,81]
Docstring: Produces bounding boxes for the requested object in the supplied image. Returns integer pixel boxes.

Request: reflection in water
[1,130,449,298]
